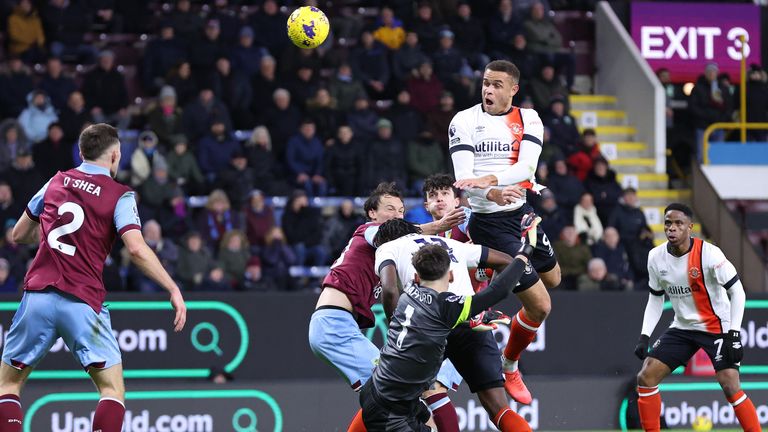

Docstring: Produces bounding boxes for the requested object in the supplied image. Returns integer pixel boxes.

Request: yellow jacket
[373,26,405,50]
[7,7,45,56]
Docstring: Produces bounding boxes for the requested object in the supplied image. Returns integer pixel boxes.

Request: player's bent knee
[540,264,561,289]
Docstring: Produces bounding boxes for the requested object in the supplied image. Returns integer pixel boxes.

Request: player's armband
[723,275,740,290]
[649,287,664,296]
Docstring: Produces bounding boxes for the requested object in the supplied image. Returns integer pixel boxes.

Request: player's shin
[92,398,125,432]
[493,408,532,432]
[0,394,22,432]
[347,408,367,432]
[636,386,661,432]
[424,393,459,432]
[728,390,762,432]
[503,309,540,366]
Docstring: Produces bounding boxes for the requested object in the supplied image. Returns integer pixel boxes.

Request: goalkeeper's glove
[634,334,650,360]
[469,309,512,332]
[722,330,743,364]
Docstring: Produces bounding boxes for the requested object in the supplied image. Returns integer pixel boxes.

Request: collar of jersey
[76,162,111,177]
[666,237,694,257]
[480,104,514,116]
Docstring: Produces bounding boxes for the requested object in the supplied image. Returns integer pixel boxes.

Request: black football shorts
[649,328,739,372]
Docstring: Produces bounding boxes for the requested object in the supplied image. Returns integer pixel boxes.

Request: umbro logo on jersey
[689,267,700,279]
[659,270,668,276]
[475,125,485,132]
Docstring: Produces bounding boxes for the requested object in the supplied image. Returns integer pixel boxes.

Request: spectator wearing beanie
[18,89,58,144]
[148,85,185,149]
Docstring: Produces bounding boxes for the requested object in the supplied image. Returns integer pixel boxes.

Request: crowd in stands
[0,0,748,294]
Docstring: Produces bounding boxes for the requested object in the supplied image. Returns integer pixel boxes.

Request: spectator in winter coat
[689,62,734,162]
[362,119,407,192]
[230,26,268,80]
[577,258,622,291]
[547,158,584,215]
[306,88,342,144]
[372,7,406,50]
[328,63,367,112]
[6,149,44,206]
[166,61,199,107]
[325,125,362,196]
[285,118,327,197]
[33,123,73,179]
[0,119,30,173]
[261,88,301,160]
[407,60,443,114]
[607,187,647,246]
[196,118,241,180]
[196,189,241,251]
[147,86,185,149]
[218,230,250,289]
[242,256,276,291]
[553,225,591,290]
[543,97,580,155]
[130,131,167,187]
[591,227,633,289]
[244,190,275,252]
[260,226,296,290]
[166,134,204,195]
[449,2,488,70]
[142,21,187,92]
[567,128,601,181]
[243,126,287,195]
[177,231,213,290]
[38,57,77,111]
[82,50,130,129]
[208,57,254,129]
[584,157,623,226]
[573,192,603,246]
[218,151,255,210]
[409,2,442,53]
[392,32,428,83]
[7,0,45,60]
[487,0,523,59]
[281,190,328,267]
[322,199,364,258]
[386,90,423,145]
[407,129,445,193]
[346,96,380,143]
[125,220,179,292]
[0,58,34,118]
[18,90,58,144]
[350,31,390,99]
[58,91,92,142]
[529,63,568,113]
[431,30,467,89]
[182,88,233,142]
[538,190,568,240]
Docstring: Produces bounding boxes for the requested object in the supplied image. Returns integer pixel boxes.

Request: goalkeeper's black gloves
[722,330,743,364]
[634,334,650,360]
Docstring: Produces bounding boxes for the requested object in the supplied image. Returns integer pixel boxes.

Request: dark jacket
[82,67,128,115]
[584,169,623,225]
[689,75,734,129]
[196,132,240,177]
[282,206,324,247]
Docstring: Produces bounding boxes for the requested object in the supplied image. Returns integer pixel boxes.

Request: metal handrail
[702,122,768,165]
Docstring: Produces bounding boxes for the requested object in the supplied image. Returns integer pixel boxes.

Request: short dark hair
[412,244,450,282]
[664,203,693,220]
[373,218,422,247]
[79,123,119,161]
[484,60,521,84]
[364,182,403,220]
[422,174,459,200]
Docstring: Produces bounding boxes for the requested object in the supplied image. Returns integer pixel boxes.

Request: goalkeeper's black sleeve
[469,258,528,316]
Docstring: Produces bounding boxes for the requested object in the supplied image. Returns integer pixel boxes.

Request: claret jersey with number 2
[24,164,141,312]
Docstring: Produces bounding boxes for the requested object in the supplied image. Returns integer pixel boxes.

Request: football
[286,6,330,49]
[691,415,713,431]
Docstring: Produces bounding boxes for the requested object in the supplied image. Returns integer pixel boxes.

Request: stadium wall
[595,1,666,174]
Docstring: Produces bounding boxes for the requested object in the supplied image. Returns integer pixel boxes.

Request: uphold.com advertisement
[24,389,282,432]
[0,299,249,379]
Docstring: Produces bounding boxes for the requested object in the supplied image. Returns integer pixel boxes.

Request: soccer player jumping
[634,203,761,432]
[0,124,187,432]
[449,60,559,404]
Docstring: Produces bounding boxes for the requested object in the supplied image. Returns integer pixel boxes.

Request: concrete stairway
[569,95,696,245]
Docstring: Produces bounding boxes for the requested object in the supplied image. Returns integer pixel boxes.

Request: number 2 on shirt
[47,201,85,256]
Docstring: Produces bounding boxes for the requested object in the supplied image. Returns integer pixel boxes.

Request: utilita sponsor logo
[740,321,768,349]
[493,322,545,353]
[51,410,213,432]
[662,401,768,426]
[455,399,539,430]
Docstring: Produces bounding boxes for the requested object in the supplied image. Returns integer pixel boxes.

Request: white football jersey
[449,104,544,213]
[647,238,739,333]
[374,234,486,296]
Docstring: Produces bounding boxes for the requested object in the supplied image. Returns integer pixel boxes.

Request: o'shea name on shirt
[63,177,102,197]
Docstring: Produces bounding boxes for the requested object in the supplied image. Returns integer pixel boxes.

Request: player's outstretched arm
[419,207,466,235]
[635,293,664,359]
[122,230,187,332]
[379,263,400,320]
[11,212,40,244]
[469,248,532,316]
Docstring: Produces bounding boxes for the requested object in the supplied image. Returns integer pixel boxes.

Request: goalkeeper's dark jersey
[371,284,472,403]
